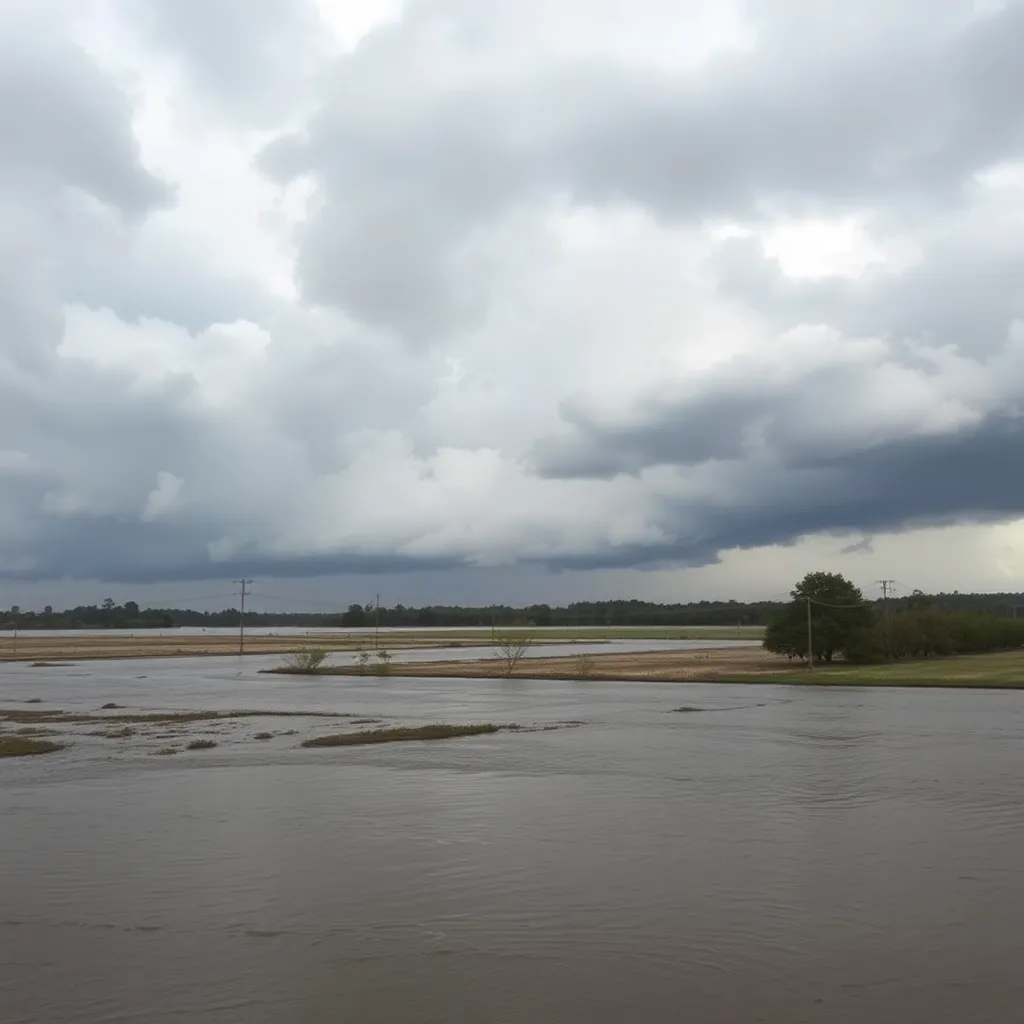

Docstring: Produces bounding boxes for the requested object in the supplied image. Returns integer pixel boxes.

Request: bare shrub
[495,634,532,677]
[280,649,329,674]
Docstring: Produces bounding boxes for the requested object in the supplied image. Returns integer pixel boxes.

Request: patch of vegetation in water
[302,723,504,748]
[0,736,65,757]
[90,726,136,739]
[0,708,358,726]
[186,739,218,750]
[279,649,331,674]
[153,747,180,756]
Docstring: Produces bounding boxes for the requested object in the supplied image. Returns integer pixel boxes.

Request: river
[2,662,1022,1022]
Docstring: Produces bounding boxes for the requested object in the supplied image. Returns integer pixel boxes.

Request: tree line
[1,588,1023,632]
[0,597,782,630]
[764,573,1024,664]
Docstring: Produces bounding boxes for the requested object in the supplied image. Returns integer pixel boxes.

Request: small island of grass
[302,723,503,748]
[0,736,66,758]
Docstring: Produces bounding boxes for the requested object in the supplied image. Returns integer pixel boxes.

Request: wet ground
[2,659,1023,1022]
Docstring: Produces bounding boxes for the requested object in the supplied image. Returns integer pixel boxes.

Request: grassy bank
[302,723,503,747]
[311,646,778,681]
[306,646,1024,689]
[717,649,1024,687]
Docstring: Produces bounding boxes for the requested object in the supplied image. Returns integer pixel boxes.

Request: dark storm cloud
[6,515,462,584]
[533,323,1008,479]
[693,414,1024,558]
[531,413,1024,572]
[534,388,774,478]
[840,537,874,556]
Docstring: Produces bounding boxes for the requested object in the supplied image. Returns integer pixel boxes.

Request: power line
[248,588,346,610]
[877,580,895,662]
[143,592,239,608]
[233,579,253,655]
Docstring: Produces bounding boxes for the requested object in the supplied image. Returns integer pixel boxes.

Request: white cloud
[142,470,185,521]
[314,0,403,51]
[761,215,922,280]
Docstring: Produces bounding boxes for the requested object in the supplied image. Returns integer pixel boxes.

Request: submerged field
[0,625,762,662]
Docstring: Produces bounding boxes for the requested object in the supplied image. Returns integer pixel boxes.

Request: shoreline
[282,646,1024,690]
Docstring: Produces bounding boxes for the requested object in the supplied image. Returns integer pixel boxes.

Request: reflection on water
[2,668,1024,1023]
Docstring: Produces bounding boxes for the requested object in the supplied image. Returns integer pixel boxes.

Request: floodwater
[0,625,758,639]
[2,661,1024,1023]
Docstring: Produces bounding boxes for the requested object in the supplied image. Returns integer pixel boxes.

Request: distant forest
[3,592,1023,631]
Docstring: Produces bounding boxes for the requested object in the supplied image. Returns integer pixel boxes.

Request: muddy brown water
[2,660,1023,1023]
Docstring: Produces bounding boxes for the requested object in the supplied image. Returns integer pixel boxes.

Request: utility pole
[806,596,813,670]
[374,593,380,650]
[234,579,252,655]
[878,580,895,661]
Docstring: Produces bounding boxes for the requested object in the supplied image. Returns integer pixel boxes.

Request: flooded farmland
[2,656,1023,1022]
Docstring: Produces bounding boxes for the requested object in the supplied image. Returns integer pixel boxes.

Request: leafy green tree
[764,572,875,663]
[526,603,553,627]
[341,603,368,627]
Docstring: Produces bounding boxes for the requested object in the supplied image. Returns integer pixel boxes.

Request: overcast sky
[2,0,1023,612]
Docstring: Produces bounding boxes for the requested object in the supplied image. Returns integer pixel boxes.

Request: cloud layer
[2,0,1024,590]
